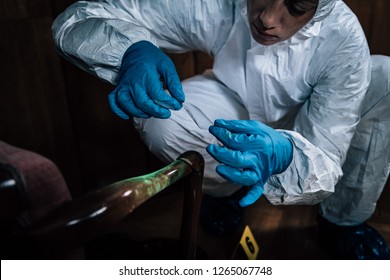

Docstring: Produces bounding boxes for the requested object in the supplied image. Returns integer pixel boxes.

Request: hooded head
[313,0,338,22]
[247,0,338,45]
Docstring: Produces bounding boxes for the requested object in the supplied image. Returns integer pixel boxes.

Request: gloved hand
[207,119,293,207]
[108,40,185,119]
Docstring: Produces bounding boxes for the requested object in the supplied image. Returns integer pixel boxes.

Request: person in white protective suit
[52,0,390,259]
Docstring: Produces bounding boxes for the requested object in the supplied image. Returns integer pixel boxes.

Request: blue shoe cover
[318,215,390,259]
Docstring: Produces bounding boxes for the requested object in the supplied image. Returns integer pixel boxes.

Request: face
[247,0,318,45]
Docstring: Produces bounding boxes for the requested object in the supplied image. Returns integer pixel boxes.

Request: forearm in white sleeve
[264,130,340,205]
[52,0,235,84]
[52,1,158,84]
[263,32,371,206]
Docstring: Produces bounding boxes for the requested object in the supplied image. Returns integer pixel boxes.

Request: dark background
[1,0,389,198]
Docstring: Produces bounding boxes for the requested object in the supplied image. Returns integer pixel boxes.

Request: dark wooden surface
[116,183,390,260]
[0,0,83,195]
[0,0,389,260]
[24,151,203,259]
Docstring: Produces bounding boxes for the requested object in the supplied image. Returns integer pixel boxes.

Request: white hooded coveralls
[52,0,390,226]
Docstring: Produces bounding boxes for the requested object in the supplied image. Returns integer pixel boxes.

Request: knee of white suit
[364,55,390,113]
[133,110,242,197]
[133,73,249,197]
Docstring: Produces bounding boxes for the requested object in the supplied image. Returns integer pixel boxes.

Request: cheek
[280,24,304,40]
[283,12,315,35]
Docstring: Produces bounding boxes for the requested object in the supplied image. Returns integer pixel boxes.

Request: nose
[259,1,283,28]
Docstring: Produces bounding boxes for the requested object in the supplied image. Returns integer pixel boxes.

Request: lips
[252,24,279,44]
[254,24,277,38]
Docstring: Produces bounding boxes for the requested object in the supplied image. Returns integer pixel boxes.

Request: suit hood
[313,0,339,22]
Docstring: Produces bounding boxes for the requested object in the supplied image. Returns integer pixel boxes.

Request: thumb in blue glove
[206,119,293,207]
[108,40,185,119]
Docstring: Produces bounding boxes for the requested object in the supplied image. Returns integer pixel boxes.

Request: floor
[111,181,390,260]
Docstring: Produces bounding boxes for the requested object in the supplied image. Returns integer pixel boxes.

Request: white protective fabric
[52,0,389,225]
[319,55,390,225]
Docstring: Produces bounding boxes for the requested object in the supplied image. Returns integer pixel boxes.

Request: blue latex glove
[207,119,293,207]
[108,41,185,119]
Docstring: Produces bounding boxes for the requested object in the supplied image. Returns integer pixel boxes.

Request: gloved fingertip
[209,125,221,135]
[108,93,130,120]
[173,101,183,111]
[215,164,224,173]
[240,195,258,207]
[108,91,116,100]
[176,89,185,103]
[206,144,216,155]
[209,126,227,141]
[114,110,130,120]
[167,82,185,103]
[238,198,250,208]
[159,111,171,119]
[214,118,226,127]
[149,102,172,119]
[239,187,263,207]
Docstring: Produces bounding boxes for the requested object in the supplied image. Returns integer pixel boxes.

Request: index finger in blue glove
[214,119,272,135]
[215,165,261,186]
[159,60,185,104]
[108,89,149,119]
[207,144,259,169]
[132,83,171,118]
[150,88,183,111]
[209,125,272,151]
[147,72,183,111]
[239,183,264,207]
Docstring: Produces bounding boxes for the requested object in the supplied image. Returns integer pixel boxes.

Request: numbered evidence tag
[240,225,259,259]
[232,225,259,260]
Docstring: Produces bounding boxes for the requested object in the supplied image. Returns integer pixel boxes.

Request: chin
[253,36,279,46]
